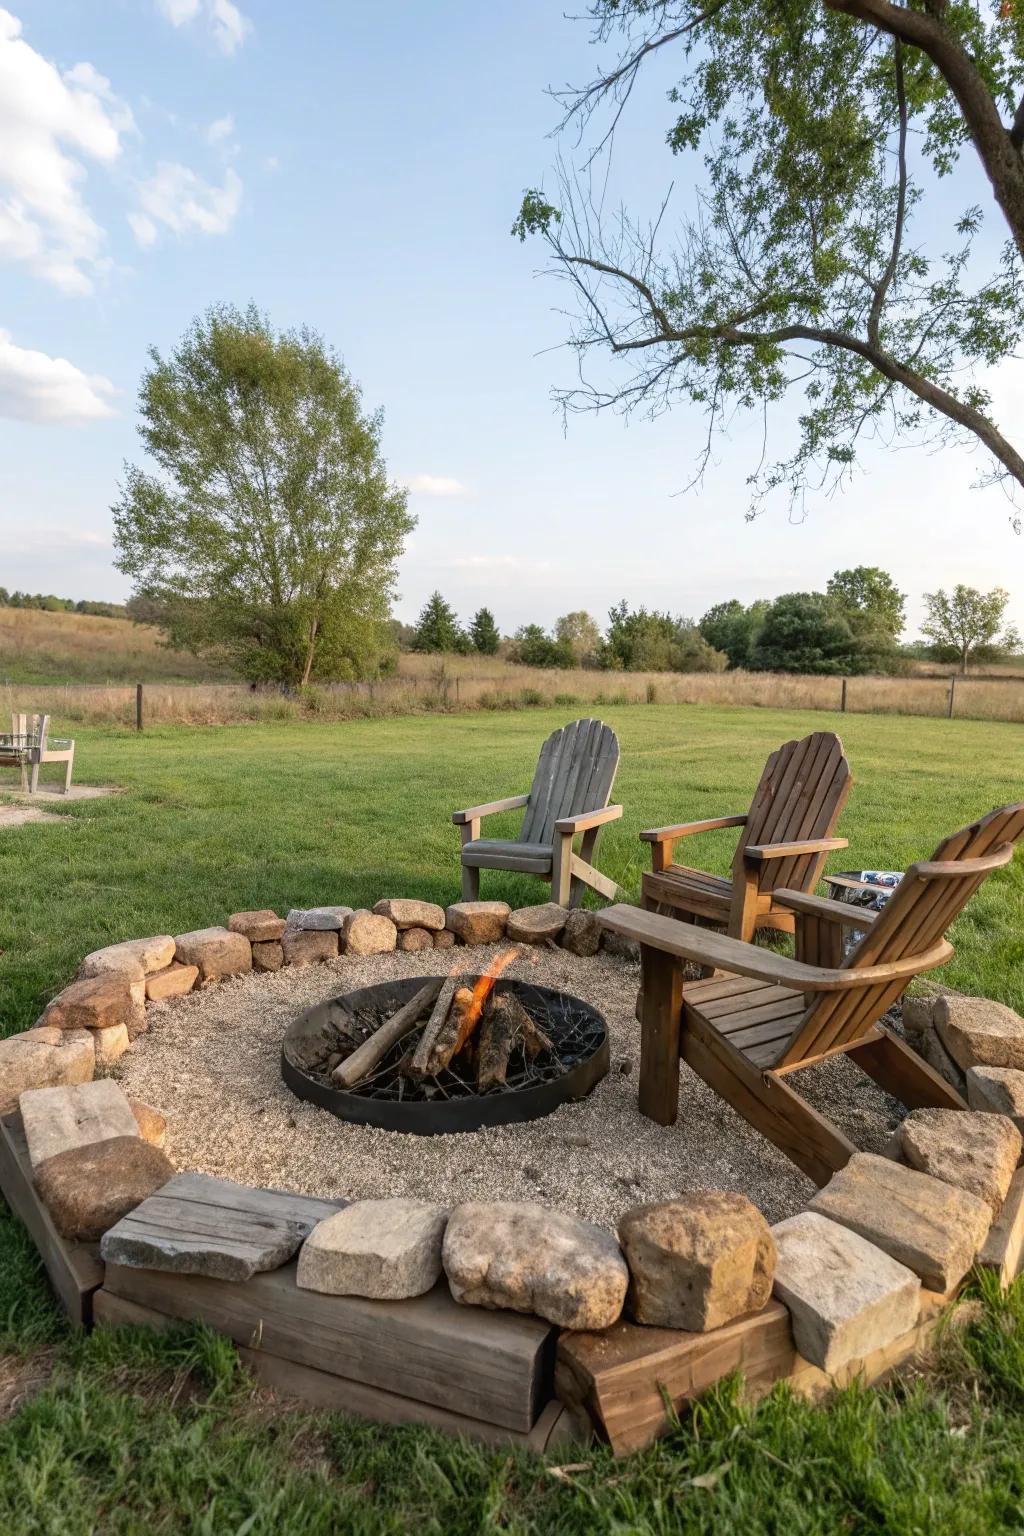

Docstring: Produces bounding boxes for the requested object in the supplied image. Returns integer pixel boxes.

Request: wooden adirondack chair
[602,801,1024,1186]
[641,731,852,941]
[453,719,622,906]
[0,713,75,794]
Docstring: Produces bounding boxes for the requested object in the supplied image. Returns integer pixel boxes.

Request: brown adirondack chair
[641,731,852,941]
[453,719,622,906]
[602,801,1024,1187]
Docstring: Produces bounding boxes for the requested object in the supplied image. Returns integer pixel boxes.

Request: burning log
[416,985,486,1076]
[477,995,515,1092]
[491,992,553,1061]
[408,975,463,1076]
[332,977,443,1088]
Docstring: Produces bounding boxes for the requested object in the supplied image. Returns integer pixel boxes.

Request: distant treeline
[402,569,1021,677]
[0,588,128,619]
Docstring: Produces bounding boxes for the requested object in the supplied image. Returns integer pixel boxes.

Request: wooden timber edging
[0,1111,103,1327]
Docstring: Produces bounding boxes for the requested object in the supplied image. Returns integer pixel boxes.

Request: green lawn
[2,704,1022,1030]
[2,703,1024,1533]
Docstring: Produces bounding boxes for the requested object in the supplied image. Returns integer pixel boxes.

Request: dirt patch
[116,945,905,1228]
[0,1350,56,1419]
[0,805,62,828]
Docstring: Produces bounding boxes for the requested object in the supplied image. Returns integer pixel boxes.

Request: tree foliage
[112,305,411,686]
[555,609,603,666]
[921,583,1021,671]
[751,591,869,674]
[413,591,463,653]
[602,600,727,671]
[516,1,1024,524]
[827,565,906,640]
[469,606,501,654]
[699,599,769,667]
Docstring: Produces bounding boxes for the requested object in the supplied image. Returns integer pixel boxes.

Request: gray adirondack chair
[453,719,622,906]
[0,713,75,793]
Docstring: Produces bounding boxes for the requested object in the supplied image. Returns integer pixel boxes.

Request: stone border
[2,893,1023,1453]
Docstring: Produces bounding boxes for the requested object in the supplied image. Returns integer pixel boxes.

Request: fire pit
[281,970,609,1134]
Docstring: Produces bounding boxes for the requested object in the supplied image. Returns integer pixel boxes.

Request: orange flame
[464,947,520,1030]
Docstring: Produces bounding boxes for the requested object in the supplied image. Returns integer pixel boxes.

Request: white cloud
[156,0,251,54]
[206,112,234,146]
[0,330,116,422]
[405,474,469,497]
[129,161,242,245]
[0,10,132,294]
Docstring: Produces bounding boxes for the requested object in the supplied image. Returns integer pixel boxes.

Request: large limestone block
[445,902,511,945]
[507,903,568,945]
[282,927,338,967]
[618,1191,776,1332]
[34,1136,174,1242]
[967,1066,1024,1134]
[0,1028,94,1115]
[898,1107,1021,1216]
[443,1201,628,1330]
[810,1152,992,1291]
[19,1078,139,1168]
[79,936,175,978]
[560,909,602,957]
[772,1211,921,1373]
[286,906,353,931]
[914,1027,967,1096]
[173,927,252,983]
[42,974,133,1032]
[373,898,446,932]
[145,961,199,1001]
[342,910,398,956]
[297,1199,448,1299]
[935,995,1024,1073]
[228,910,286,942]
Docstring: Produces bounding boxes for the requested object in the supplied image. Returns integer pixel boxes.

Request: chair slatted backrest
[520,719,620,846]
[774,802,1024,1069]
[734,731,851,895]
[9,712,46,748]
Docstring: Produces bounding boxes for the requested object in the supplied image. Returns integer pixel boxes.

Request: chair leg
[552,834,573,906]
[681,1011,857,1186]
[848,1028,968,1111]
[29,758,39,794]
[64,753,73,793]
[637,945,684,1125]
[461,863,480,900]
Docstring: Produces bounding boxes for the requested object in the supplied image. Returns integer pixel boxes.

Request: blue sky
[0,0,1021,638]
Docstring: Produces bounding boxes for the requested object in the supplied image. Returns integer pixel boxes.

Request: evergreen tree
[469,606,501,654]
[413,591,462,653]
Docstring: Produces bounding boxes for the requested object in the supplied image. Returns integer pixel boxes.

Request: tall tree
[515,2,1024,523]
[555,609,603,666]
[699,599,769,668]
[751,592,867,674]
[827,566,906,641]
[921,584,1020,672]
[413,591,462,653]
[469,606,501,654]
[113,305,412,686]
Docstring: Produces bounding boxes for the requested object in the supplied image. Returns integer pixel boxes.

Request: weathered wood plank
[556,1302,795,1456]
[103,1260,554,1432]
[99,1173,343,1281]
[92,1288,577,1450]
[0,1112,103,1327]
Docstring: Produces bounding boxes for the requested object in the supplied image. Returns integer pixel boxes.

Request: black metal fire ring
[281,975,610,1135]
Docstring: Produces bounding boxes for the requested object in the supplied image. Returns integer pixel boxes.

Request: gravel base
[116,946,905,1227]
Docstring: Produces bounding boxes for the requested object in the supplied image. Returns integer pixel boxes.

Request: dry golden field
[3,606,1024,725]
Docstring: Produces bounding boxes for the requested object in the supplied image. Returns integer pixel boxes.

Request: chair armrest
[452,794,529,826]
[743,837,848,862]
[598,903,951,992]
[553,804,623,836]
[639,815,746,845]
[771,889,878,927]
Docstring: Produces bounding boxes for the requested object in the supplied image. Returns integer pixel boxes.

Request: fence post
[840,678,847,713]
[455,677,460,703]
[136,682,143,732]
[947,676,956,719]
